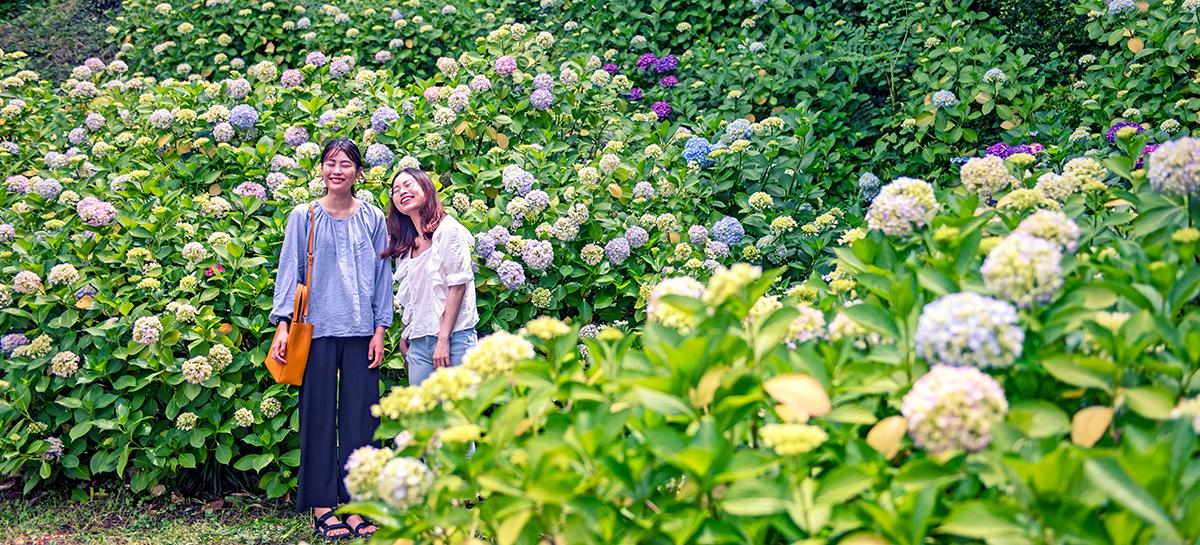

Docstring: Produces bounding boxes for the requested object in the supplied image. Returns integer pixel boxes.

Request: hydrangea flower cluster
[132,316,163,345]
[866,177,939,236]
[375,457,435,509]
[901,365,1008,454]
[50,351,81,378]
[344,445,396,500]
[915,292,1024,368]
[1146,137,1200,197]
[1014,210,1081,252]
[681,137,715,167]
[647,276,705,333]
[960,155,1016,197]
[710,216,745,245]
[981,232,1063,308]
[462,330,535,378]
[760,424,828,455]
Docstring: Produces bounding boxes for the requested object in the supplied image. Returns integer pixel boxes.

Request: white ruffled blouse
[392,215,479,340]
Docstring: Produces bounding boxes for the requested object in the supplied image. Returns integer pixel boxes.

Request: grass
[0,479,377,545]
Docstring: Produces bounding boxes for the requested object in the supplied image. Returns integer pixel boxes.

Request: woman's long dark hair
[319,138,363,190]
[382,168,446,259]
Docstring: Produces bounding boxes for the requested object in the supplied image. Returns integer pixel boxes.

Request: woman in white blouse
[383,168,479,384]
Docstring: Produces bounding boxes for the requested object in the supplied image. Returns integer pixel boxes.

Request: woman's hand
[398,337,408,358]
[433,336,451,368]
[368,329,386,369]
[271,324,289,364]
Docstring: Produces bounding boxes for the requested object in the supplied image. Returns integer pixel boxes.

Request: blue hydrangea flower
[682,137,715,167]
[476,232,497,258]
[725,119,753,140]
[688,225,708,245]
[931,90,958,108]
[530,89,555,110]
[858,172,881,201]
[229,104,259,131]
[370,106,399,132]
[625,225,649,248]
[496,260,526,289]
[605,237,631,265]
[364,143,394,167]
[711,216,745,245]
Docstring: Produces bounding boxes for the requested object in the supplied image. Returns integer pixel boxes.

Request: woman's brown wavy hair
[382,168,445,259]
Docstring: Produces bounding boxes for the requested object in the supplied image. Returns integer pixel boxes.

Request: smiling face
[321,149,359,195]
[391,172,427,215]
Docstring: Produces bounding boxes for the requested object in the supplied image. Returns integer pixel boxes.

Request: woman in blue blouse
[269,138,391,539]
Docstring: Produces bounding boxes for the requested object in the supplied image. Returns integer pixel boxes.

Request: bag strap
[298,203,316,321]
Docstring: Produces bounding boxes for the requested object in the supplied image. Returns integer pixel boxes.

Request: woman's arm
[369,210,393,368]
[433,223,475,368]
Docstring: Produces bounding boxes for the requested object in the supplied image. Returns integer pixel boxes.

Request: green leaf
[1121,386,1174,420]
[497,510,532,545]
[814,464,873,506]
[1007,400,1070,439]
[1041,355,1115,392]
[721,479,790,516]
[841,303,899,339]
[937,500,1029,543]
[632,387,692,416]
[1084,457,1182,541]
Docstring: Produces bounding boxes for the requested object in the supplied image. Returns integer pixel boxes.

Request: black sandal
[351,516,377,537]
[313,510,353,540]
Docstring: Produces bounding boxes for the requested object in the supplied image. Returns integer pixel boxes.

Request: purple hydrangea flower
[75,285,96,299]
[986,142,1011,158]
[651,101,671,121]
[658,75,679,87]
[711,216,745,245]
[1107,121,1145,143]
[625,225,649,248]
[627,87,643,101]
[521,240,554,271]
[229,104,259,131]
[605,237,631,265]
[68,128,88,146]
[688,225,708,245]
[476,233,497,258]
[1,333,29,353]
[530,89,555,110]
[330,59,351,77]
[364,143,394,167]
[532,73,554,90]
[496,260,526,289]
[1136,143,1159,169]
[283,125,308,147]
[233,181,267,200]
[280,69,304,88]
[371,106,400,132]
[494,55,517,76]
[34,177,62,199]
[489,225,511,246]
[0,223,13,242]
[706,240,730,258]
[636,53,658,70]
[603,63,620,74]
[654,55,678,73]
[305,51,328,66]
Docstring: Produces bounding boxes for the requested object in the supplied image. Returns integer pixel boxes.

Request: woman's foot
[346,514,377,537]
[312,507,353,540]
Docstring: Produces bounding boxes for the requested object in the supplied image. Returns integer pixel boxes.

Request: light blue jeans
[405,328,478,386]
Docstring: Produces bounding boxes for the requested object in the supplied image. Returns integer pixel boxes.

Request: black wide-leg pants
[295,336,379,511]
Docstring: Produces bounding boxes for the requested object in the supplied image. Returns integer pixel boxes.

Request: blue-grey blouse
[269,200,394,338]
